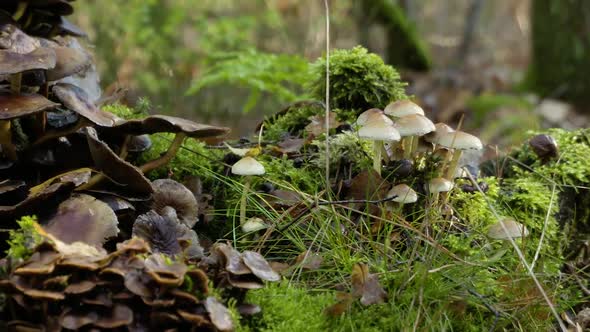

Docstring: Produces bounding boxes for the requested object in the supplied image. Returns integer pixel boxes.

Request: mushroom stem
[119,135,131,160]
[446,149,462,180]
[140,133,186,173]
[411,135,419,156]
[373,140,382,175]
[10,73,22,94]
[0,120,16,160]
[240,178,251,226]
[403,137,413,159]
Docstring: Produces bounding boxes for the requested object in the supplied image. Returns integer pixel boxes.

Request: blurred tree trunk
[355,0,431,71]
[528,0,590,106]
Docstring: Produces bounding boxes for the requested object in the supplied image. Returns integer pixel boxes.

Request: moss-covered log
[528,0,590,106]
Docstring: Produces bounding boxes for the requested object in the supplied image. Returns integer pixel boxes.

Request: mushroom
[0,92,58,159]
[393,114,435,158]
[231,156,265,226]
[427,177,454,204]
[46,46,90,81]
[487,218,529,240]
[387,184,417,205]
[436,131,483,180]
[357,112,400,175]
[384,100,425,117]
[486,218,529,259]
[356,108,384,126]
[43,193,119,246]
[151,179,198,228]
[529,134,558,163]
[99,114,229,173]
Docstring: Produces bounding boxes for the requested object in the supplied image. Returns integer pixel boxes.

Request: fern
[187,49,310,113]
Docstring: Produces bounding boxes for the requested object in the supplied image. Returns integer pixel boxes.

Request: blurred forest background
[71,0,587,143]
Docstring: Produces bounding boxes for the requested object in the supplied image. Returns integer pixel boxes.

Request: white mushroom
[232,156,265,225]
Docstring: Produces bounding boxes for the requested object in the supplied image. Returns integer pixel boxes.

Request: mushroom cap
[428,177,454,193]
[0,47,56,75]
[387,184,417,203]
[384,100,425,117]
[231,156,265,176]
[126,134,152,153]
[394,114,435,137]
[151,179,199,228]
[53,83,118,127]
[0,23,40,54]
[437,131,483,151]
[424,123,455,144]
[487,218,528,240]
[358,114,400,141]
[0,93,58,120]
[46,46,91,81]
[43,193,119,246]
[107,114,230,139]
[356,108,384,126]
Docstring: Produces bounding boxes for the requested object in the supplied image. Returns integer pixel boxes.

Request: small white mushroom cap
[424,123,455,144]
[387,184,417,203]
[231,156,265,176]
[428,177,454,193]
[384,100,425,117]
[358,114,400,141]
[356,108,385,126]
[487,218,528,240]
[437,131,483,151]
[394,114,436,137]
[242,217,268,233]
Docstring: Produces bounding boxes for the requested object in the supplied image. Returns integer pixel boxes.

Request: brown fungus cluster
[0,233,246,331]
[0,2,280,331]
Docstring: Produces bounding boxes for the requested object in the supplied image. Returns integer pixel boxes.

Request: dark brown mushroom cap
[0,180,75,220]
[226,273,264,289]
[132,210,182,256]
[13,250,60,275]
[529,134,558,161]
[64,280,96,295]
[8,275,65,300]
[123,270,154,298]
[214,243,252,275]
[177,309,213,327]
[93,304,134,328]
[46,46,90,81]
[0,23,40,53]
[44,193,119,246]
[0,47,56,75]
[0,93,58,120]
[107,114,230,138]
[86,127,154,196]
[205,297,234,332]
[144,253,188,287]
[46,108,79,128]
[52,83,117,127]
[132,210,204,258]
[152,179,199,228]
[242,251,281,282]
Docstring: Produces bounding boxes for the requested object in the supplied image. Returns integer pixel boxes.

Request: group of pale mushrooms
[356,100,529,241]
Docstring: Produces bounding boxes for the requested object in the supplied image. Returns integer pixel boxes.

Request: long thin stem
[140,133,186,173]
[324,0,331,189]
[373,140,382,175]
[240,178,251,225]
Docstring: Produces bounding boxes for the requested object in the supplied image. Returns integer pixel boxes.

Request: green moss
[6,216,43,263]
[242,283,334,332]
[102,103,148,119]
[262,102,325,141]
[309,46,407,112]
[310,131,372,176]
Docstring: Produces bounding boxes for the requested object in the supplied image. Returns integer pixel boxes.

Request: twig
[324,0,331,188]
[531,182,556,270]
[468,289,500,332]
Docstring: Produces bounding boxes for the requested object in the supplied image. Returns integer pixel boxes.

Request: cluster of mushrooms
[0,229,279,331]
[0,1,280,330]
[355,100,529,239]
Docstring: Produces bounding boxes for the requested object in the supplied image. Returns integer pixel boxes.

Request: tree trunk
[528,0,590,106]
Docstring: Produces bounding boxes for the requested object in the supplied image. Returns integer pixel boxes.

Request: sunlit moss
[6,216,43,264]
[309,46,407,112]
